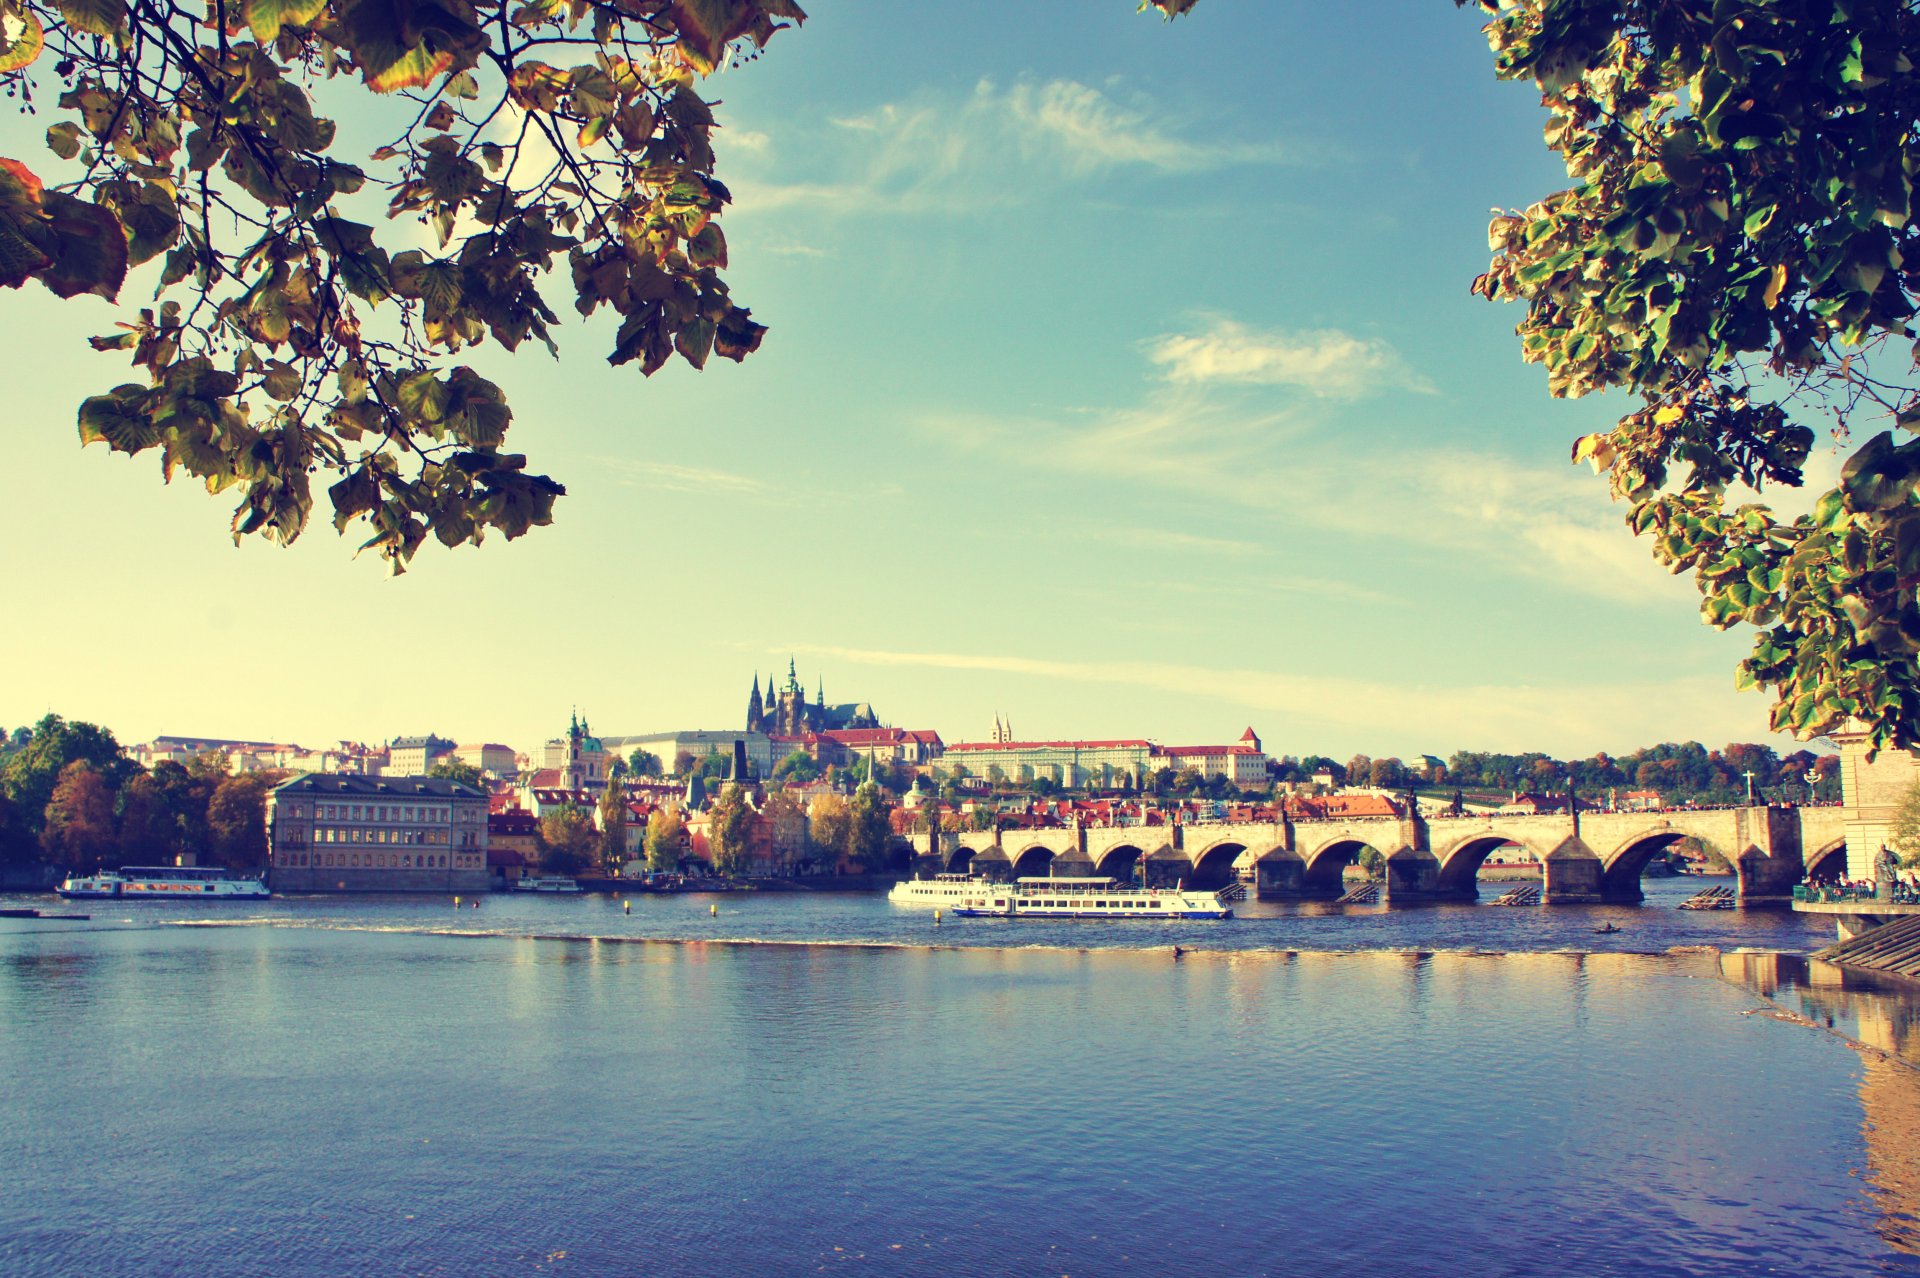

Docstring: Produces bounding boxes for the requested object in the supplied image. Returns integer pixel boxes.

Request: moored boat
[57,866,271,900]
[888,873,998,907]
[950,876,1232,919]
[514,876,583,893]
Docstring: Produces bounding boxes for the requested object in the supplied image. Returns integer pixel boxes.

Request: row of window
[277,851,485,870]
[283,802,483,823]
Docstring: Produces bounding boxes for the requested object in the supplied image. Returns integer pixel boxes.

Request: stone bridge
[910,805,1848,905]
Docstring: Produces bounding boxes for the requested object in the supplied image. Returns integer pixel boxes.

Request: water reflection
[1719,953,1920,1256]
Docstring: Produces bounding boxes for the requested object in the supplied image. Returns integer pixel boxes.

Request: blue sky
[0,0,1827,760]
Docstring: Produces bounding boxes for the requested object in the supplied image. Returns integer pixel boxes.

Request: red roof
[947,739,1151,752]
[1240,727,1260,742]
[488,811,539,834]
[526,768,563,788]
[821,728,907,746]
[1154,745,1260,757]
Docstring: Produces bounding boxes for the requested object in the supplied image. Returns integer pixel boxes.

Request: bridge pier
[1541,841,1606,905]
[1255,857,1305,899]
[1380,850,1455,905]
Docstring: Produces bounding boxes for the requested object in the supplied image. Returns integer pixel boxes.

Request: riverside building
[266,774,491,893]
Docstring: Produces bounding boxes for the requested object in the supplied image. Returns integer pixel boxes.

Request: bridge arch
[1600,828,1720,901]
[1188,841,1249,891]
[1093,843,1147,883]
[1301,836,1388,897]
[1804,839,1848,882]
[946,846,976,874]
[1434,833,1547,900]
[1011,845,1056,879]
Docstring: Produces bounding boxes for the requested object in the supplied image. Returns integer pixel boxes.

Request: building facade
[387,734,456,777]
[456,742,519,777]
[267,774,490,892]
[606,730,773,779]
[935,739,1155,789]
[1832,720,1920,878]
[745,661,880,738]
[539,713,609,789]
[1150,729,1269,788]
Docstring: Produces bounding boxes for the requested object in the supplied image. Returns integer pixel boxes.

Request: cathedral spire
[746,674,765,733]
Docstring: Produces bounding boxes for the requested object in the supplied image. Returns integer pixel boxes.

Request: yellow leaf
[1763,262,1787,309]
[1653,405,1684,425]
[0,9,46,74]
[1572,433,1616,472]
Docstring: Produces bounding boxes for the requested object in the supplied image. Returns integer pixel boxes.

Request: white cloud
[920,354,1688,609]
[1077,523,1264,557]
[1146,317,1434,399]
[730,77,1291,216]
[607,460,769,496]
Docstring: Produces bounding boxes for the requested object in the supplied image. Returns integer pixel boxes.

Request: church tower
[746,674,766,733]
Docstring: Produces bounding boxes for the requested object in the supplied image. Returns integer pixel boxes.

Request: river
[1,880,1913,1276]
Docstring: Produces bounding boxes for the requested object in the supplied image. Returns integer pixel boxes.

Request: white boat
[56,866,271,900]
[949,876,1232,919]
[515,876,582,893]
[888,873,999,906]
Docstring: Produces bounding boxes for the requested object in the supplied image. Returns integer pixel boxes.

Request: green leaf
[243,0,327,43]
[1841,431,1920,512]
[44,123,81,161]
[76,385,158,453]
[54,0,125,38]
[261,361,302,402]
[396,370,448,425]
[34,192,128,300]
[0,9,43,73]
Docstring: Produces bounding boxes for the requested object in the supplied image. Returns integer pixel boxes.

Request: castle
[745,661,880,737]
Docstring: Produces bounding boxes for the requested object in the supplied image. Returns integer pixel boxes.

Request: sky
[0,0,1837,763]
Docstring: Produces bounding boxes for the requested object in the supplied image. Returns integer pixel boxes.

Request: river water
[2,879,1915,1277]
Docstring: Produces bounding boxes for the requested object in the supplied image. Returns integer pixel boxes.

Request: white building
[604,730,772,778]
[935,739,1154,789]
[388,735,456,777]
[1150,728,1270,788]
[455,742,518,777]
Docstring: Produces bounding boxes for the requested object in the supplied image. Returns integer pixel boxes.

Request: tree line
[0,715,279,875]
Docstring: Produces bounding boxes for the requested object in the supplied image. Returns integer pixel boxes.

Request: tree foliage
[643,804,682,871]
[39,759,117,869]
[0,0,802,568]
[596,777,626,868]
[771,747,817,783]
[205,770,281,867]
[536,804,593,873]
[0,712,135,837]
[704,781,751,874]
[806,790,848,864]
[427,758,483,787]
[1464,0,1920,749]
[1893,779,1920,864]
[846,780,890,873]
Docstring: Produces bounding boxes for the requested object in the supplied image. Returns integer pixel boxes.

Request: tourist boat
[887,873,999,907]
[949,876,1233,919]
[56,866,271,900]
[514,876,583,893]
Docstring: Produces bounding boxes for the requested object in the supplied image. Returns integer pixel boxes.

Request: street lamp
[1805,767,1821,803]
